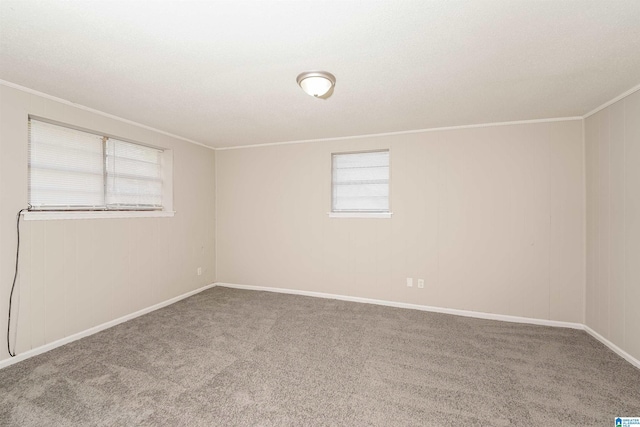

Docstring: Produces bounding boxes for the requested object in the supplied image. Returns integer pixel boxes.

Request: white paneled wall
[585,89,640,361]
[3,78,638,368]
[216,120,585,323]
[0,85,216,362]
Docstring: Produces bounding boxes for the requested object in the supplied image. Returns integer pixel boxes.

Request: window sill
[327,212,393,219]
[22,210,176,221]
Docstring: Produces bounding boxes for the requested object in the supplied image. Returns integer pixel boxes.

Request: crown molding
[583,83,640,119]
[8,76,639,151]
[0,79,215,151]
[216,116,583,151]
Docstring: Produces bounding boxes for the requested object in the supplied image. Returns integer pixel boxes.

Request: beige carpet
[1,286,638,426]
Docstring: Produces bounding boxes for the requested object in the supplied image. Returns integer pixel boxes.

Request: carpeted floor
[0,287,638,426]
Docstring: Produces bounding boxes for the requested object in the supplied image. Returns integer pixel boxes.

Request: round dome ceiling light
[296,71,336,98]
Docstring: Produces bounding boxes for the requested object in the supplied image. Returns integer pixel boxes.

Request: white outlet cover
[418,279,424,288]
[406,278,413,287]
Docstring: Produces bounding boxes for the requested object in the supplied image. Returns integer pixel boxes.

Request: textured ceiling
[1,1,640,148]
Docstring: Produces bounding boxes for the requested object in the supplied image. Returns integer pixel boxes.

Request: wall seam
[607,107,612,339]
[582,117,587,325]
[548,125,552,320]
[622,98,626,349]
[597,112,602,333]
[214,151,218,284]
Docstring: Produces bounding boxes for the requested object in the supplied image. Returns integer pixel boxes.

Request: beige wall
[585,90,640,361]
[0,85,216,362]
[216,120,585,323]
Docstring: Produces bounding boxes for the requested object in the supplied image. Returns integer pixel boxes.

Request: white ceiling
[1,1,639,149]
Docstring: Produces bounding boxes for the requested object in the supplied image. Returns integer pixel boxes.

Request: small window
[331,150,390,214]
[28,117,168,212]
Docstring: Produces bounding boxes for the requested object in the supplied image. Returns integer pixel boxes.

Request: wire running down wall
[0,84,216,363]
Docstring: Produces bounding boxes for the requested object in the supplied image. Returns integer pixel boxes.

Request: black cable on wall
[6,207,29,357]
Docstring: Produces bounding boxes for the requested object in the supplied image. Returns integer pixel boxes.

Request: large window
[331,150,390,215]
[28,117,169,212]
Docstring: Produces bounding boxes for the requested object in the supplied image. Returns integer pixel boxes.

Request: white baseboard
[215,282,583,329]
[4,282,638,372]
[0,283,216,370]
[584,325,640,370]
[217,282,640,370]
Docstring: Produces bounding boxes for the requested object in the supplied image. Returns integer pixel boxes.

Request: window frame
[25,116,174,221]
[328,149,392,219]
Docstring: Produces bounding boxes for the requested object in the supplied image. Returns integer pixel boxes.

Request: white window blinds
[106,139,163,209]
[29,118,164,211]
[29,120,105,209]
[332,150,390,212]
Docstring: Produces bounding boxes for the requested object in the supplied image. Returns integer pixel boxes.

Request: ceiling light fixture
[296,71,336,98]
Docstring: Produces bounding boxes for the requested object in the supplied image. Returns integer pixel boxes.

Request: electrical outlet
[197,267,202,276]
[406,277,413,287]
[418,279,424,289]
